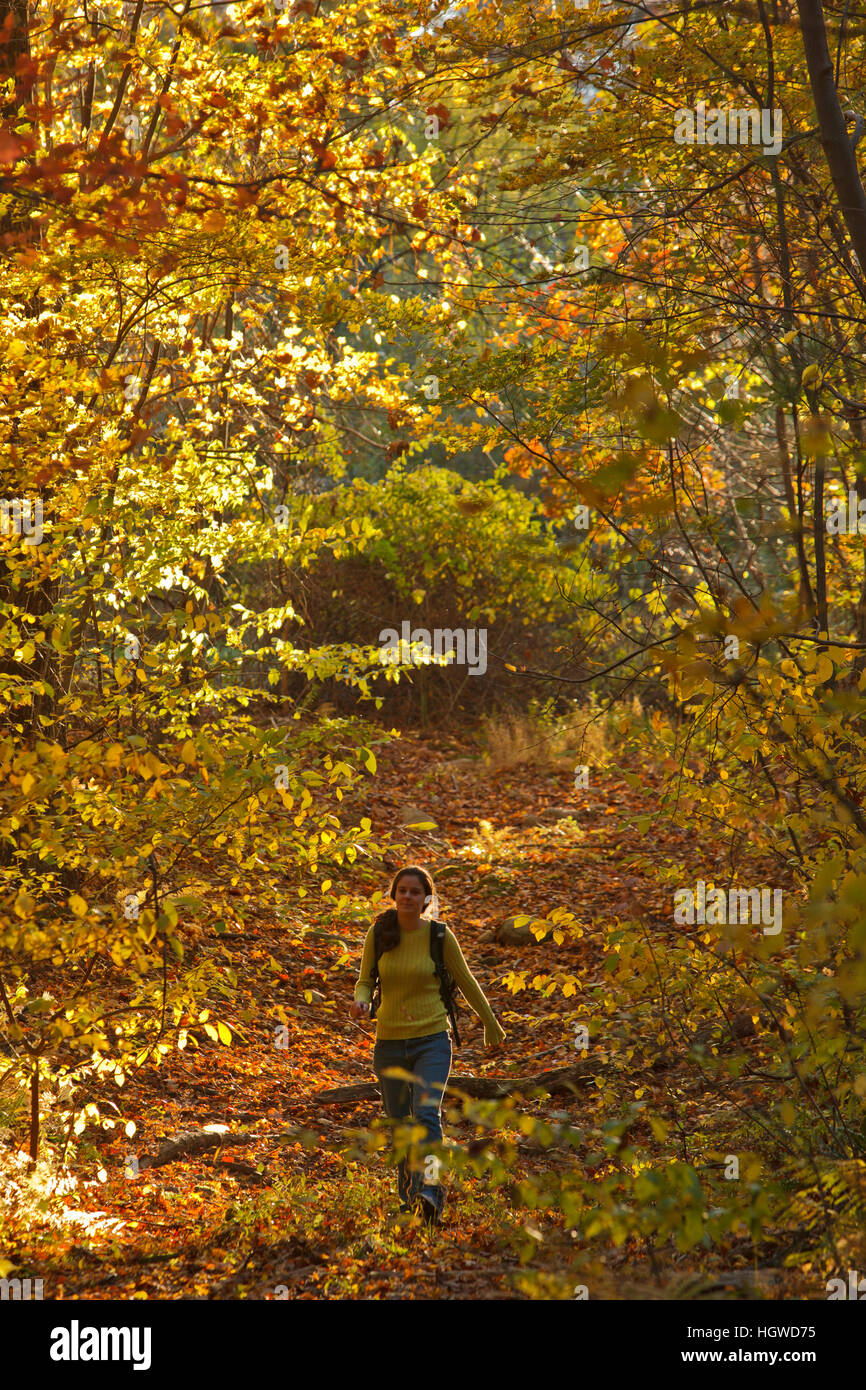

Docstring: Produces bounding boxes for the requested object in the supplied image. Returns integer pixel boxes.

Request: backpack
[369,919,461,1047]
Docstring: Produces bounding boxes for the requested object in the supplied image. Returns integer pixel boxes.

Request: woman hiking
[349,864,506,1227]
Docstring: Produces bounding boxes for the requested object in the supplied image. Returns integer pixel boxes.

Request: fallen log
[316,1058,605,1105]
[137,1128,253,1170]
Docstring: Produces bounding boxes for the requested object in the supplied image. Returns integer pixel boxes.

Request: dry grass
[477,695,644,773]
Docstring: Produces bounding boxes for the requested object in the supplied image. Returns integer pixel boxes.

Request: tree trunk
[316,1057,608,1104]
[797,0,866,283]
[29,1058,39,1168]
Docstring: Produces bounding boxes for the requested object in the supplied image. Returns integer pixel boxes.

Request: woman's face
[393,873,427,915]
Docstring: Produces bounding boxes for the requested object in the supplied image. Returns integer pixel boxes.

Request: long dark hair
[373,865,436,956]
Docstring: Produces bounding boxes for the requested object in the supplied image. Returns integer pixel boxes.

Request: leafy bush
[282,464,596,723]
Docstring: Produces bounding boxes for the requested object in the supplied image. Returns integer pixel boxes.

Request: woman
[349,864,506,1226]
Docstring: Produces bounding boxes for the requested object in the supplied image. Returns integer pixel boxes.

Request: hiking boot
[397,1158,421,1211]
[417,1192,440,1228]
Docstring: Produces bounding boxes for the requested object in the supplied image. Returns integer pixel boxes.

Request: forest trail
[14,730,795,1300]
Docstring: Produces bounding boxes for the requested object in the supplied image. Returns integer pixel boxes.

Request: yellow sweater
[354,922,506,1045]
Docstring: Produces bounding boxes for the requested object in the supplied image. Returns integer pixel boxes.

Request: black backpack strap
[369,921,383,1018]
[429,919,445,966]
[430,921,460,1047]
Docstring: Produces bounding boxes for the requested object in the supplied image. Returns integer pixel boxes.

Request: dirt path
[8,731,795,1299]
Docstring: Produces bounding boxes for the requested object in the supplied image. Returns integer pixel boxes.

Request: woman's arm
[353,925,375,1006]
[444,928,506,1045]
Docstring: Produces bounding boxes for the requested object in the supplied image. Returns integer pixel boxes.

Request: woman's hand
[349,1000,370,1020]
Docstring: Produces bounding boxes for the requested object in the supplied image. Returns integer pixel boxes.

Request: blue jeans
[373,1030,452,1214]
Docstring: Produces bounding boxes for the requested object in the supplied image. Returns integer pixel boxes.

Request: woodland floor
[2,729,813,1299]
